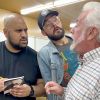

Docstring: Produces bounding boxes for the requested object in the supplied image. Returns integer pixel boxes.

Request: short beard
[47,28,65,41]
[8,39,27,50]
[70,41,77,51]
[11,43,26,50]
[70,37,83,51]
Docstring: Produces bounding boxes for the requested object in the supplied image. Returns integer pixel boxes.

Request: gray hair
[82,2,100,41]
[83,1,100,11]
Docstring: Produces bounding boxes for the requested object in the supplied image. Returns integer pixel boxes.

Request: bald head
[3,13,28,52]
[4,14,27,30]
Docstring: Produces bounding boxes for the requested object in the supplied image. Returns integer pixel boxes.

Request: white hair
[83,1,100,11]
[82,2,100,41]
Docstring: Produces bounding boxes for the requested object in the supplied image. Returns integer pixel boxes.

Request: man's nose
[52,21,58,27]
[70,28,74,34]
[21,30,27,37]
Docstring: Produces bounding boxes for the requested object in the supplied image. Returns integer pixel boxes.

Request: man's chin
[14,44,27,50]
[20,45,27,49]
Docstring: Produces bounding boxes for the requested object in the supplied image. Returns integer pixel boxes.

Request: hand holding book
[4,76,24,94]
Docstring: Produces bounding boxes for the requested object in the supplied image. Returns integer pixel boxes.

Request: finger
[11,92,23,97]
[12,85,23,91]
[45,85,55,94]
[13,84,21,88]
[10,89,24,97]
[45,82,52,88]
[45,87,51,94]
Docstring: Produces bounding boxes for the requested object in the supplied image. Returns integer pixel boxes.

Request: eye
[46,23,52,27]
[15,29,27,33]
[15,29,23,33]
[24,29,28,32]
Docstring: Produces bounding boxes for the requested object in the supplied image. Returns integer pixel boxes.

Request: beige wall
[0,9,43,37]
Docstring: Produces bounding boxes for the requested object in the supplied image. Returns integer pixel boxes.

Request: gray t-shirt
[55,38,78,87]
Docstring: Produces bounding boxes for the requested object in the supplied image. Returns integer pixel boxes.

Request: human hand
[45,81,64,96]
[10,84,31,97]
[0,78,7,92]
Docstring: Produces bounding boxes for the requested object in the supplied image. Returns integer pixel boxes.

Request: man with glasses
[37,10,79,100]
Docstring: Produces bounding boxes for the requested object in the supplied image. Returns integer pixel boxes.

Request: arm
[32,79,45,97]
[37,50,52,83]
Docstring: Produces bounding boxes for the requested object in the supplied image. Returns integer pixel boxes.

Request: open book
[4,76,24,94]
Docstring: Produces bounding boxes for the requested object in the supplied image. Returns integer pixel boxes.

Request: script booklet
[4,76,24,94]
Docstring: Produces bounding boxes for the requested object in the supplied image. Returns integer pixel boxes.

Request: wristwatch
[29,85,34,97]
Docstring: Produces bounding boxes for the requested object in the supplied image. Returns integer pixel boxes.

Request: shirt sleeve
[37,50,52,83]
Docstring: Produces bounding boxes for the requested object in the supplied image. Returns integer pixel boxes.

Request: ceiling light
[20,0,86,15]
[54,0,85,7]
[21,2,54,15]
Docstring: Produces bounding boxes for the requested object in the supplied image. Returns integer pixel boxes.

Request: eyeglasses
[43,22,55,29]
[43,16,61,29]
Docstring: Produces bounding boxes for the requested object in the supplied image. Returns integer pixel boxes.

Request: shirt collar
[83,47,100,63]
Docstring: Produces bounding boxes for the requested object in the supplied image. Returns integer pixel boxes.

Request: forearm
[59,87,64,96]
[32,79,46,97]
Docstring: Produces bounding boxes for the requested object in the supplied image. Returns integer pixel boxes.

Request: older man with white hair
[45,1,100,100]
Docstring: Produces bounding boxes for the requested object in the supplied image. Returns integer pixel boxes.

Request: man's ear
[3,28,8,38]
[87,27,98,40]
[41,30,47,36]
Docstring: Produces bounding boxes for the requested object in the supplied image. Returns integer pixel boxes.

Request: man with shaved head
[3,14,28,51]
[0,14,45,100]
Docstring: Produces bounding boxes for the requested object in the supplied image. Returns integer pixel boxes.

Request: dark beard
[47,28,65,41]
[10,43,26,50]
[8,38,27,50]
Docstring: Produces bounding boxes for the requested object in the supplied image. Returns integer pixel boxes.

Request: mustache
[53,26,63,33]
[20,37,28,41]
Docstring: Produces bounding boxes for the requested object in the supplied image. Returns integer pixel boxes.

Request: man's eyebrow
[15,28,27,31]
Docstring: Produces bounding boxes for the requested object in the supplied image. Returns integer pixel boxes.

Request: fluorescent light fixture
[21,2,54,15]
[54,0,85,7]
[20,0,86,15]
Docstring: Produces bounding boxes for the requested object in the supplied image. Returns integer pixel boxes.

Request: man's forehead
[11,23,27,29]
[78,10,93,21]
[45,15,58,22]
[77,11,87,24]
[5,19,27,29]
[4,14,26,28]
